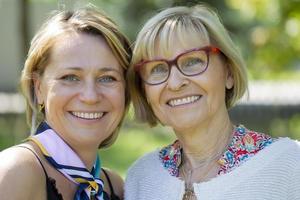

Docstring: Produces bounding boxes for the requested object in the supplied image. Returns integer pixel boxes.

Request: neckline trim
[159,125,274,177]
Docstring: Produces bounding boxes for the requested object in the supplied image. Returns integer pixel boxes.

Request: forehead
[156,31,210,59]
[47,32,122,72]
[141,16,210,59]
[51,32,105,57]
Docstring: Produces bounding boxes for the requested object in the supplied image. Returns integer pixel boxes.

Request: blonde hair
[128,4,248,126]
[20,6,131,148]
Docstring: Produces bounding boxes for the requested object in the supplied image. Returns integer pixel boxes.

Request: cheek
[117,91,126,109]
[37,80,50,103]
[144,84,161,105]
[145,88,159,116]
[43,83,74,113]
[205,76,228,112]
[205,62,228,93]
[106,85,126,109]
[144,85,168,122]
[47,85,70,102]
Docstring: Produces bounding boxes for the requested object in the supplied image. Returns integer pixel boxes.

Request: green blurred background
[0,0,300,177]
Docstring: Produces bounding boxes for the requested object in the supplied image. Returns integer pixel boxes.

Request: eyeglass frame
[134,46,221,85]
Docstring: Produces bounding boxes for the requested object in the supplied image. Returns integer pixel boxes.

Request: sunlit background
[0,0,299,176]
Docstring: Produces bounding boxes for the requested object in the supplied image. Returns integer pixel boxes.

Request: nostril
[167,79,189,91]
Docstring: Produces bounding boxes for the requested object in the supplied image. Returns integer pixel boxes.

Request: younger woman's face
[35,33,126,149]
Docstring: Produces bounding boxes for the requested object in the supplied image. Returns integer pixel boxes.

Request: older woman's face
[35,33,125,148]
[144,34,233,133]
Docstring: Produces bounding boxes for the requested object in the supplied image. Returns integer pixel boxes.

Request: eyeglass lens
[140,50,208,84]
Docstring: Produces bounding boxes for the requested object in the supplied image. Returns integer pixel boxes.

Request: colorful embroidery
[159,125,274,177]
[159,140,182,177]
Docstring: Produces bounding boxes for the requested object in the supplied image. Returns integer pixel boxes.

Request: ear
[33,74,44,105]
[225,68,234,90]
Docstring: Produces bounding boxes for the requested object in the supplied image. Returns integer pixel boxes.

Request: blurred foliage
[92,0,300,80]
[24,0,300,79]
[270,114,300,139]
[0,114,28,149]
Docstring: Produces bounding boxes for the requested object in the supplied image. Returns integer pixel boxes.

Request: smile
[70,112,104,120]
[167,95,201,107]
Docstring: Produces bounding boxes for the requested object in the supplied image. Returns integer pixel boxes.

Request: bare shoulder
[101,168,124,199]
[0,145,46,200]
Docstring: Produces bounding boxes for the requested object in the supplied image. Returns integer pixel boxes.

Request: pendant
[90,189,96,200]
[182,188,197,200]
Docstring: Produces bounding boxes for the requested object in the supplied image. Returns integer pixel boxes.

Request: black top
[17,146,121,200]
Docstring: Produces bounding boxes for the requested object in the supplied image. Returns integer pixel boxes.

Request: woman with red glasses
[125,4,300,200]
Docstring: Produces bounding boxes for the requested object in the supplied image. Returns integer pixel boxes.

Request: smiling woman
[125,4,300,200]
[0,6,131,200]
[35,33,126,150]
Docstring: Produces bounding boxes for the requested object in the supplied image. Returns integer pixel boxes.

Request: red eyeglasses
[135,46,220,85]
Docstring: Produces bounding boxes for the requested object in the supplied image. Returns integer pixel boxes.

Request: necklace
[181,152,222,200]
[181,161,217,200]
[182,169,197,200]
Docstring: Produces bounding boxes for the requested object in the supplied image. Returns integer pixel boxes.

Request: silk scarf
[28,122,104,200]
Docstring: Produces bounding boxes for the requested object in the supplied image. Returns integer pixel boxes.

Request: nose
[166,65,189,91]
[79,80,100,104]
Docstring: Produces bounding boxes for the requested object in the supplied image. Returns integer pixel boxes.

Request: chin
[169,121,193,131]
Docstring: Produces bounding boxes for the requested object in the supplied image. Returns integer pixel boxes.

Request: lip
[166,95,202,107]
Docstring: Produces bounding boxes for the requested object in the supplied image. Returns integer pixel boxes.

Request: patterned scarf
[28,122,104,200]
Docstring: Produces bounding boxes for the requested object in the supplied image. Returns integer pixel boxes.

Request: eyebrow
[64,67,122,73]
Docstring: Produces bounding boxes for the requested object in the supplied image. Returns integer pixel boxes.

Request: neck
[175,111,233,169]
[72,145,99,171]
[44,121,100,171]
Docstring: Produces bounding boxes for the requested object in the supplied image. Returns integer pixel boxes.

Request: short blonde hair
[20,6,132,148]
[128,4,248,126]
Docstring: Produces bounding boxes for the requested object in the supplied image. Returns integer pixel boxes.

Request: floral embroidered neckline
[159,125,274,177]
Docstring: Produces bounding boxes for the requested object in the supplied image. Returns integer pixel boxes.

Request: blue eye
[150,63,168,75]
[182,58,203,68]
[97,76,116,83]
[61,75,80,82]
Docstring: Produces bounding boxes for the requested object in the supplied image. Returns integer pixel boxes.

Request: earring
[225,78,234,89]
[38,103,45,112]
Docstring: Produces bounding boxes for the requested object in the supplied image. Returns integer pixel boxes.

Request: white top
[125,138,300,200]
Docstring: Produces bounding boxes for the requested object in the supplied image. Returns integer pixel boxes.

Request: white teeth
[71,112,104,120]
[168,95,201,107]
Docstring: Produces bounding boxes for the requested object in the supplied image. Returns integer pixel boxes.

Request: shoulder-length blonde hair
[128,4,248,126]
[20,6,132,148]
